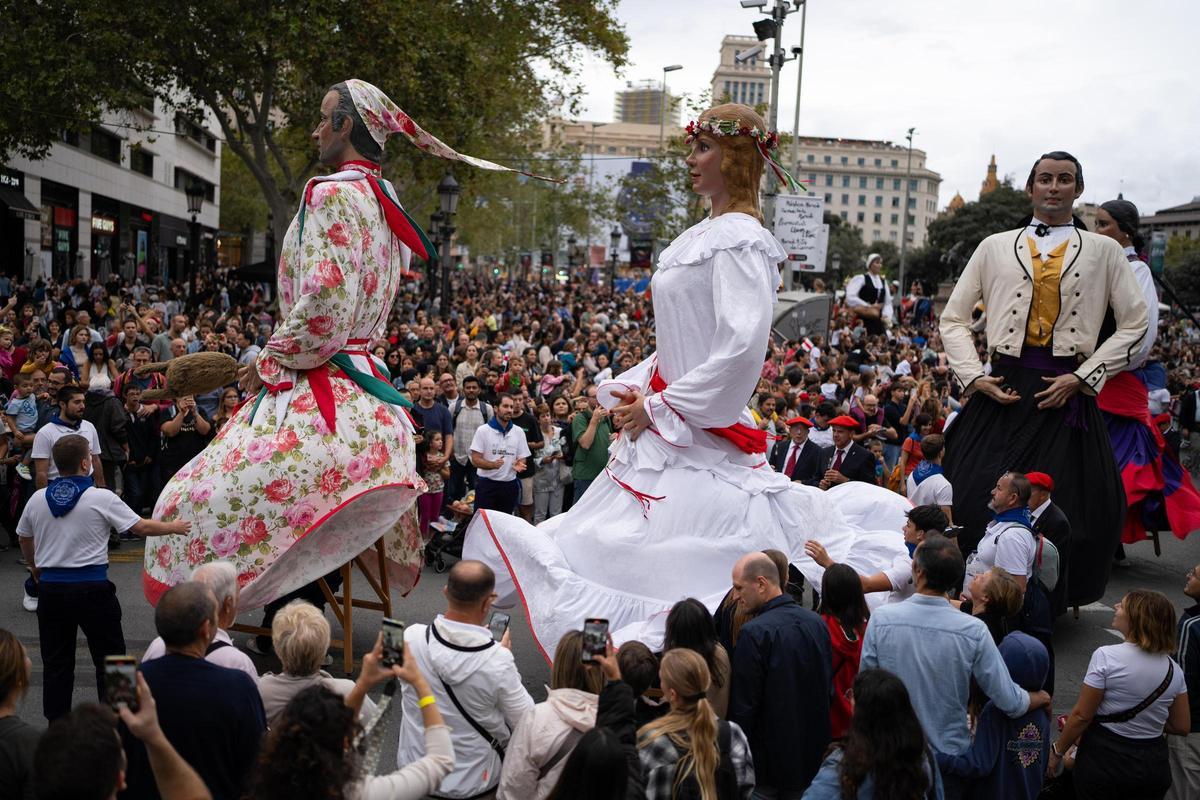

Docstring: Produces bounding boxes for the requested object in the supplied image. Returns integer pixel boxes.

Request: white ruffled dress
[464,213,907,660]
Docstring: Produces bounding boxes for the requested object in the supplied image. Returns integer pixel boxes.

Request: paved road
[2,526,1198,770]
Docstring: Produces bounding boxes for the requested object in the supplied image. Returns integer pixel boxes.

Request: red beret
[1026,471,1054,491]
[828,415,861,430]
[785,416,813,428]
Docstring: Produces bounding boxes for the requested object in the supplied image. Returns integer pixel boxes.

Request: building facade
[543,118,684,159]
[1142,197,1200,241]
[711,35,771,111]
[614,80,680,127]
[0,98,221,284]
[792,136,941,247]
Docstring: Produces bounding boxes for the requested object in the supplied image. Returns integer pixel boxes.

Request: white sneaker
[15,463,30,481]
[22,591,37,612]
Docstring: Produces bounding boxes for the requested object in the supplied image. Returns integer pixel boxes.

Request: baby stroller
[424,491,472,573]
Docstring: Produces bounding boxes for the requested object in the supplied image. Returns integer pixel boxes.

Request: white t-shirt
[882,549,916,603]
[469,422,530,482]
[908,472,953,508]
[31,420,102,481]
[17,486,141,568]
[972,520,1037,580]
[1084,642,1187,739]
[809,426,834,449]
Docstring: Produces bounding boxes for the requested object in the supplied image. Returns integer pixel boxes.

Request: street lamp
[898,127,916,315]
[659,65,683,153]
[831,251,842,298]
[427,211,444,307]
[567,234,578,280]
[185,179,205,304]
[437,172,460,318]
[609,226,621,292]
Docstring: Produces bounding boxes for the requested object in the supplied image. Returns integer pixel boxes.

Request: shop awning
[0,187,38,221]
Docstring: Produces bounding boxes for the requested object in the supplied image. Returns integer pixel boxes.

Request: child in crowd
[5,372,38,481]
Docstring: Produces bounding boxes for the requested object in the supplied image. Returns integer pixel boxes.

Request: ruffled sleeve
[645,217,785,433]
[256,181,363,385]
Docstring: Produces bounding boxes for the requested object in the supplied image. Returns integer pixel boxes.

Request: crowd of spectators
[1,263,1200,799]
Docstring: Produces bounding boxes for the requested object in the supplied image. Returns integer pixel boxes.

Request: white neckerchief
[1027,217,1074,263]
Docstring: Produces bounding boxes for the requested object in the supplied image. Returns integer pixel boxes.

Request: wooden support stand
[232,538,393,675]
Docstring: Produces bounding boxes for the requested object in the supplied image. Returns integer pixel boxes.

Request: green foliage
[0,2,155,160]
[824,213,865,288]
[1164,235,1200,308]
[4,0,628,249]
[863,240,900,274]
[924,185,1032,282]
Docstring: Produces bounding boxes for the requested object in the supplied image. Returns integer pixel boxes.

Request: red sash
[649,369,768,454]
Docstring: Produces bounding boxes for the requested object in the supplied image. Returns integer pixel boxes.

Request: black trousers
[259,568,346,630]
[447,458,476,502]
[37,580,126,721]
[475,477,519,514]
[1074,723,1171,800]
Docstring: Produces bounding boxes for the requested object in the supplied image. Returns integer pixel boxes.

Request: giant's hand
[971,375,1021,405]
[1035,374,1083,410]
[238,363,263,395]
[612,390,650,441]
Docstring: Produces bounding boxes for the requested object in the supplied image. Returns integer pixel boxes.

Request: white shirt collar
[1027,217,1075,262]
[1123,245,1138,258]
[1031,497,1051,520]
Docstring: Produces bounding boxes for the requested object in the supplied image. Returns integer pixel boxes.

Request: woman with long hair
[82,340,118,393]
[818,563,870,740]
[0,629,38,800]
[1050,590,1189,799]
[532,402,567,524]
[213,386,242,432]
[498,631,605,799]
[245,634,453,800]
[664,597,731,719]
[805,668,943,799]
[61,324,92,381]
[638,649,754,800]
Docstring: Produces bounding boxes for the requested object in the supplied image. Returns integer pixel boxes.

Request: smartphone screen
[381,618,405,667]
[581,618,609,662]
[104,655,139,712]
[487,611,511,641]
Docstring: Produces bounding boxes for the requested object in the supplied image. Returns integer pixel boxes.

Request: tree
[864,240,900,274]
[0,2,152,160]
[923,183,1031,282]
[824,213,865,290]
[6,0,628,250]
[1164,235,1200,309]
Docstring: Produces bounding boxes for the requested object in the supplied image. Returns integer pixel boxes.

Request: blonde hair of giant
[698,103,767,223]
[638,649,720,800]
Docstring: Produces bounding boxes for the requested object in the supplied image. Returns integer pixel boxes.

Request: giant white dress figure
[465,107,907,660]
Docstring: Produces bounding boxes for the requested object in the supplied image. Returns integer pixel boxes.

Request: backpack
[452,397,491,427]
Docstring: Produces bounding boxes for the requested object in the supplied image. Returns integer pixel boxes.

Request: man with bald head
[728,551,833,796]
[122,581,266,800]
[397,560,533,798]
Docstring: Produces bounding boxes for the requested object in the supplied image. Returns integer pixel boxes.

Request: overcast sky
[566,0,1197,215]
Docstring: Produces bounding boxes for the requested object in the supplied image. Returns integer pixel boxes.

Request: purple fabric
[995,348,1086,430]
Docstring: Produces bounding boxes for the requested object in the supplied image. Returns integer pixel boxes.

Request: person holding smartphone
[158,394,213,481]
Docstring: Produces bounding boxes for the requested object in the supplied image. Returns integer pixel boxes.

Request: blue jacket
[802,747,944,800]
[729,594,832,790]
[935,632,1050,800]
[861,594,1029,755]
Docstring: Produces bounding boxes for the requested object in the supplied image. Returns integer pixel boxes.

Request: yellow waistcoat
[1025,237,1071,346]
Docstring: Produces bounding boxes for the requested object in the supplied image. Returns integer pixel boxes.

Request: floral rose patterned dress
[143,164,425,610]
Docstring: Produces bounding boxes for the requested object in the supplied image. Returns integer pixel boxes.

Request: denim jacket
[860,593,1029,755]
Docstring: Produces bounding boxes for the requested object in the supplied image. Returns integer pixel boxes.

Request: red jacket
[823,614,865,739]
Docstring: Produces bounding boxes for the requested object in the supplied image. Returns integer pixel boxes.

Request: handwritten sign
[774,194,827,273]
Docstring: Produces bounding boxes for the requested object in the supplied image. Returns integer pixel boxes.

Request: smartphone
[381,618,405,667]
[581,618,609,663]
[104,655,139,712]
[487,610,511,641]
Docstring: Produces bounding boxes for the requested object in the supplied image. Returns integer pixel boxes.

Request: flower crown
[684,118,779,150]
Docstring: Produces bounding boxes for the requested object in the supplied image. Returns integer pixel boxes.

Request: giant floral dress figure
[464,104,909,660]
[144,79,552,609]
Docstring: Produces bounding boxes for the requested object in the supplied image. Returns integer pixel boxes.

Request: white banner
[774,194,827,273]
